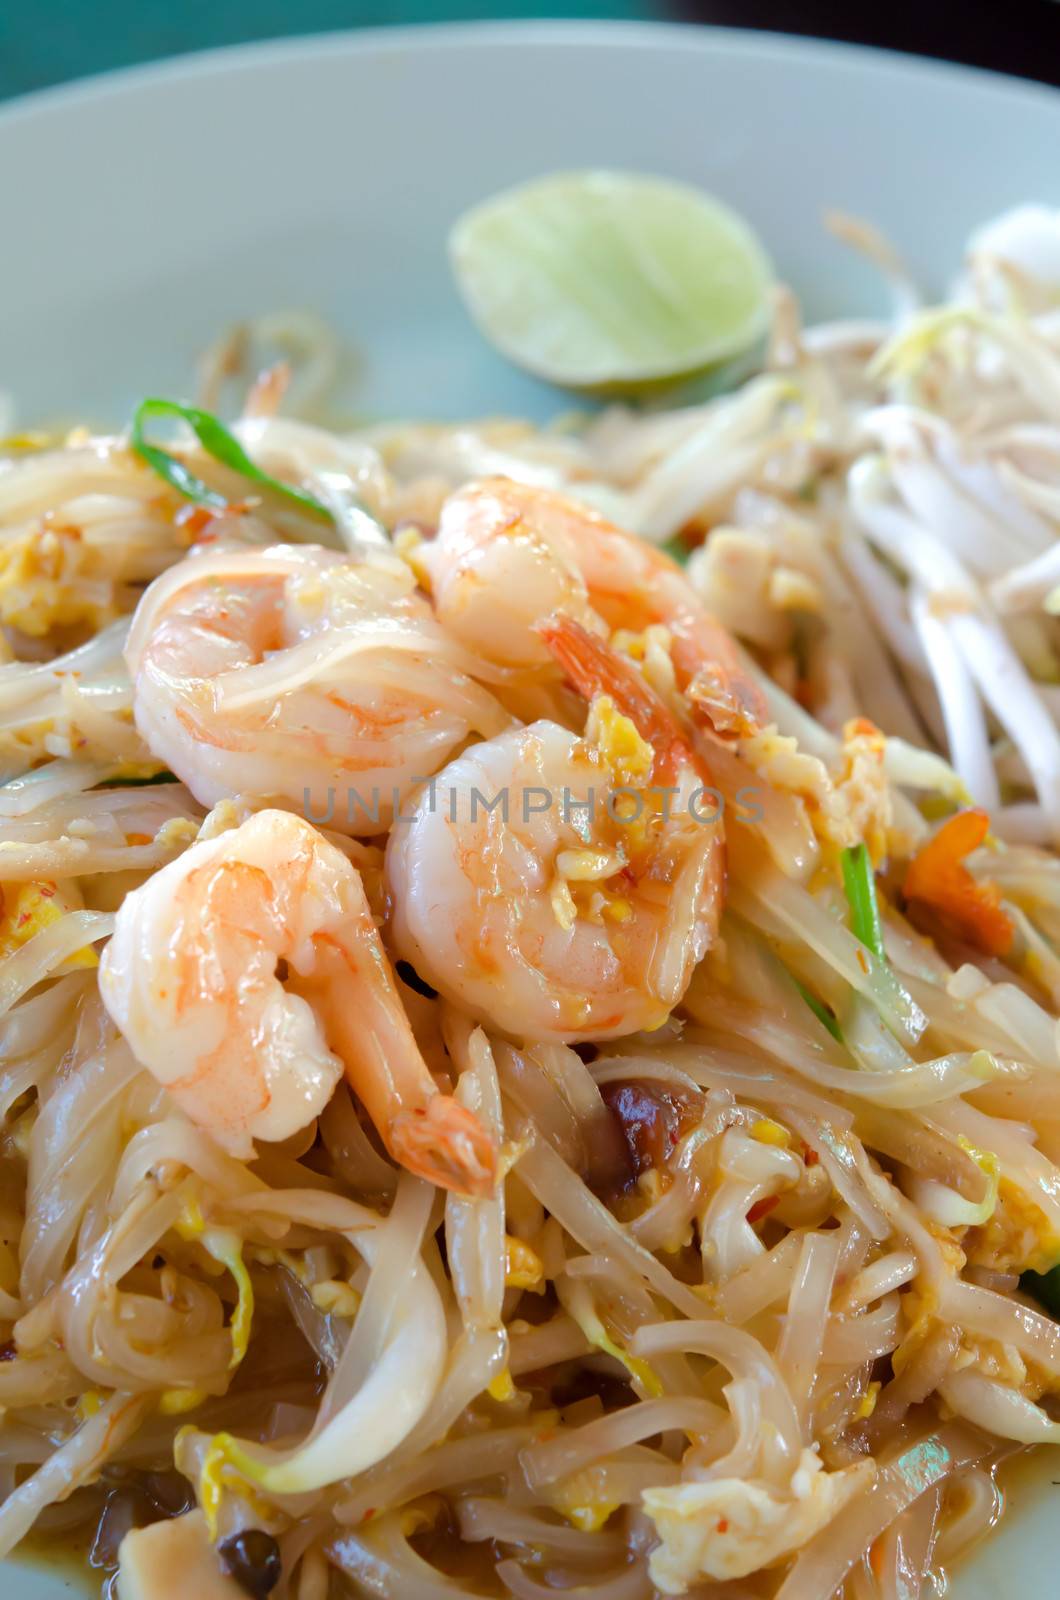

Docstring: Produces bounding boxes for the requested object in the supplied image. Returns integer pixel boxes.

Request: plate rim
[1,17,1058,134]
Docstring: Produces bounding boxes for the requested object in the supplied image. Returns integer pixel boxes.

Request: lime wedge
[449,170,774,392]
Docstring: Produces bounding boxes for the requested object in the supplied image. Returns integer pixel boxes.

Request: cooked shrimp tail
[303,922,498,1198]
[390,1097,498,1197]
[536,611,694,781]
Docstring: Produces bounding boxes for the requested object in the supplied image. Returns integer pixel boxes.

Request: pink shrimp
[125,542,508,835]
[424,478,766,736]
[99,808,496,1196]
[386,615,724,1041]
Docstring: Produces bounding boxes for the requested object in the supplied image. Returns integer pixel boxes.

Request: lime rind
[449,169,774,391]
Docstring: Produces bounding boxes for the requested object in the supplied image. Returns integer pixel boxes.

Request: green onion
[793,976,843,1041]
[842,843,887,964]
[131,398,330,522]
[661,534,692,567]
[1021,1264,1060,1320]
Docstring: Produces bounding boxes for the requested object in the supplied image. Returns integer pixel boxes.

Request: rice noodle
[0,1392,149,1558]
[328,1515,475,1600]
[520,1397,722,1490]
[932,1467,1004,1565]
[940,1368,1060,1442]
[711,1232,804,1325]
[940,1278,1060,1378]
[496,1558,654,1600]
[775,1232,839,1429]
[781,1110,890,1240]
[508,1313,591,1375]
[22,1012,142,1298]
[335,1419,543,1527]
[445,1028,506,1334]
[631,1322,803,1472]
[514,1136,707,1320]
[683,1376,763,1484]
[821,1297,901,1364]
[457,1498,625,1561]
[318,1082,398,1195]
[870,1324,961,1439]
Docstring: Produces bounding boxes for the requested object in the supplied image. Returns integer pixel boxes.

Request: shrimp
[424,477,766,735]
[386,616,724,1040]
[125,542,509,834]
[98,808,497,1196]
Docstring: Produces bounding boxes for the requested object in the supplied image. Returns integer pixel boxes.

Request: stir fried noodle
[6,207,1060,1599]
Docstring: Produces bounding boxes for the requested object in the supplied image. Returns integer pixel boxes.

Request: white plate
[2,20,1060,1597]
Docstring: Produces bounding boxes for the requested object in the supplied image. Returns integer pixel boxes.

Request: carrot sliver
[903,808,1014,958]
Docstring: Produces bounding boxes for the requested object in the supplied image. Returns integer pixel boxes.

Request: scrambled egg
[0,879,97,969]
[310,1279,361,1318]
[835,719,893,866]
[548,846,629,933]
[891,1229,966,1376]
[158,1387,210,1416]
[750,1118,791,1149]
[545,696,657,933]
[966,1177,1060,1276]
[611,624,679,701]
[75,1388,107,1422]
[951,1335,1036,1397]
[686,527,821,653]
[0,527,119,636]
[392,524,434,592]
[739,718,894,864]
[549,1464,623,1533]
[486,1368,517,1403]
[585,695,654,785]
[504,1234,545,1292]
[643,1452,873,1591]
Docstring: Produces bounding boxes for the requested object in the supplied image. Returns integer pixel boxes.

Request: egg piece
[0,879,97,968]
[643,1450,873,1591]
[0,527,116,636]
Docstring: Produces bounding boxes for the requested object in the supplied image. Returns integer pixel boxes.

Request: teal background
[0,0,667,101]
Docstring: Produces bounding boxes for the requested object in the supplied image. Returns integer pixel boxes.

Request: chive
[793,976,843,1041]
[1021,1264,1060,1319]
[660,534,691,567]
[842,843,887,964]
[131,398,330,522]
